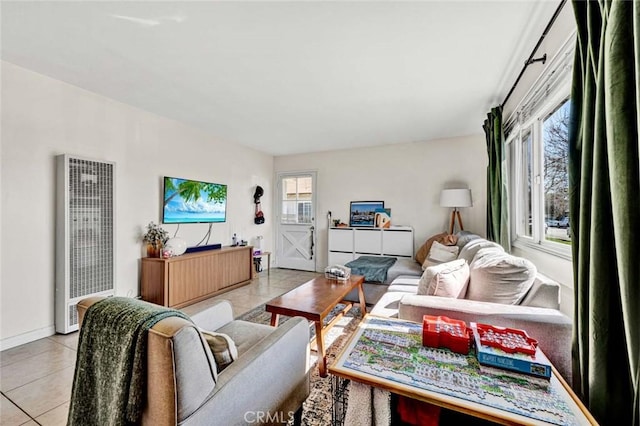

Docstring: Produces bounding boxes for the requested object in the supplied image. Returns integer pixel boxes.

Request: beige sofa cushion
[417,259,469,299]
[467,251,536,305]
[422,241,460,269]
[415,233,447,265]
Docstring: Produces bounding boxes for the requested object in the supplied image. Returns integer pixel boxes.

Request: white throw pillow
[466,251,536,305]
[417,259,470,299]
[422,241,459,269]
[200,329,238,372]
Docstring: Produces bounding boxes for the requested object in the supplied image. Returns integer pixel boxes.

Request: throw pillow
[457,239,504,264]
[422,241,459,269]
[415,233,447,265]
[466,251,537,305]
[455,231,482,248]
[200,330,238,372]
[417,259,469,298]
[441,234,459,246]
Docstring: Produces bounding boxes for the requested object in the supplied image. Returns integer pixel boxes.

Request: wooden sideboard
[141,246,253,308]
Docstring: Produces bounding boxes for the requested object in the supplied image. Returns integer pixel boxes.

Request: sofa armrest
[186,317,311,425]
[398,295,573,382]
[78,297,235,332]
[77,296,108,326]
[520,273,561,309]
[189,300,234,331]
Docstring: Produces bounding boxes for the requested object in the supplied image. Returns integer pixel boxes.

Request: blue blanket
[345,256,397,283]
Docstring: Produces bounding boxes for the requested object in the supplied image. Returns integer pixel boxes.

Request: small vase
[146,243,161,258]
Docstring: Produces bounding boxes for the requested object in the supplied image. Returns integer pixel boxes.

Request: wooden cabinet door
[220,249,251,289]
[168,255,222,306]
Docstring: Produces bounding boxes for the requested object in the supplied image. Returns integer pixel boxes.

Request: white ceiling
[1,1,560,156]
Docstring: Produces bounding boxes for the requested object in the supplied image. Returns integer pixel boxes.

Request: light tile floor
[0,268,319,426]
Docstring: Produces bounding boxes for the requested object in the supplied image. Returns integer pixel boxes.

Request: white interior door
[276,172,317,271]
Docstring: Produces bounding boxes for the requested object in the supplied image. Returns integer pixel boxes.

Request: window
[521,129,533,238]
[542,99,571,246]
[281,176,313,224]
[506,40,574,257]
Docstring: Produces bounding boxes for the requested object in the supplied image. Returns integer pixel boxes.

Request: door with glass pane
[276,172,317,271]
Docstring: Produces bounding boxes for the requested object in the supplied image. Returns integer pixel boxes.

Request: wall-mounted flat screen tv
[162,176,227,224]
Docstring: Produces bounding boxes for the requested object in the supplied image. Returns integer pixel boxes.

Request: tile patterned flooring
[0,268,319,425]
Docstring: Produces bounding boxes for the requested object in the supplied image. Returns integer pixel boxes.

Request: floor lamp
[440,189,472,234]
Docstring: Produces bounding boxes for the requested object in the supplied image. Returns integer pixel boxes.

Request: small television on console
[162,176,227,224]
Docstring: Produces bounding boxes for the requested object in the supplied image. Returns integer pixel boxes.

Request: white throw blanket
[344,381,391,426]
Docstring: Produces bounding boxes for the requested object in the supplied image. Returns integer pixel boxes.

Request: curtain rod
[500,0,568,109]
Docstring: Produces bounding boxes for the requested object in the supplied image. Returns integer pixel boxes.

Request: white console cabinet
[328,226,414,266]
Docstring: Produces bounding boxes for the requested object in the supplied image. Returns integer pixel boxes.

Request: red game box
[422,315,471,354]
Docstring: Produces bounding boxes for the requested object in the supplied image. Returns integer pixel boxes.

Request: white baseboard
[1,325,56,351]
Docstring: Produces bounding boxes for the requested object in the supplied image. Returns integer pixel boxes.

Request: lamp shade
[440,189,472,208]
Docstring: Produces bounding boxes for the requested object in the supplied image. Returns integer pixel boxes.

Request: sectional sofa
[368,231,574,381]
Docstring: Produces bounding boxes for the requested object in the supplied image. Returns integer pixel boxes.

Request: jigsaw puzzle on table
[339,317,582,425]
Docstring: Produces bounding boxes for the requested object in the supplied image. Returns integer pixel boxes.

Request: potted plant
[143,221,169,258]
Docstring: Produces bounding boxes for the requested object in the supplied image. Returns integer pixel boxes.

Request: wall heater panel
[56,154,116,333]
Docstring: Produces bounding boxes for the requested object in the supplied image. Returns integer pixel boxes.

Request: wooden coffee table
[265,275,366,377]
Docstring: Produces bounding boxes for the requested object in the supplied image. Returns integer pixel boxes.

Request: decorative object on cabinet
[349,201,384,227]
[375,208,391,228]
[142,221,169,258]
[164,237,187,256]
[440,189,472,234]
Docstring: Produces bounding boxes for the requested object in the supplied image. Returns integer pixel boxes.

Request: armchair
[77,297,310,425]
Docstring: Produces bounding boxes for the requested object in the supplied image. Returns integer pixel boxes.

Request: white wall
[274,135,488,271]
[1,62,274,349]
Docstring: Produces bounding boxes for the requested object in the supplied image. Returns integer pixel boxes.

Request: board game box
[471,322,552,380]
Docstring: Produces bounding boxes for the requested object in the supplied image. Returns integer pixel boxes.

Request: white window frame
[506,38,574,260]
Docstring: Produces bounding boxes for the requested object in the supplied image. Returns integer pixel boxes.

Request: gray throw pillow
[466,251,536,305]
[455,231,482,248]
[457,239,504,264]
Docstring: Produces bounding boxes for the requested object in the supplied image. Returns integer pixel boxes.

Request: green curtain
[569,1,640,424]
[483,106,510,251]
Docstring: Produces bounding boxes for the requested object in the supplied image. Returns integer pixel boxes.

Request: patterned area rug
[237,304,361,425]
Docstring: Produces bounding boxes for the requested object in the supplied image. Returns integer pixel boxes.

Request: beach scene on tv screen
[163,177,227,223]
